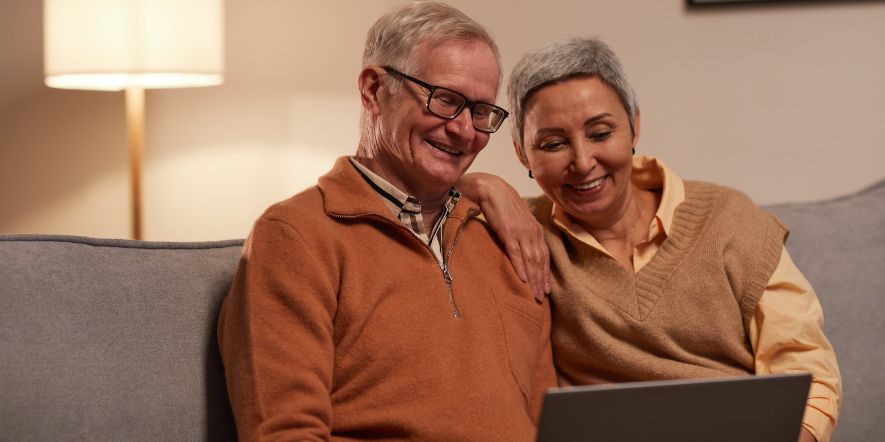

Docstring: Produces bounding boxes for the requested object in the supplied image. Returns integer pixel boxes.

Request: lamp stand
[125,87,144,240]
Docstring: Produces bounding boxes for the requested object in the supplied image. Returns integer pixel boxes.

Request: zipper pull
[443,267,453,285]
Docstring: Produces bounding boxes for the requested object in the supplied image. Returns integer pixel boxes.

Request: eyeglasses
[382,66,509,134]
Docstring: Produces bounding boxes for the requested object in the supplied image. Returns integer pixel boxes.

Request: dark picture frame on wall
[688,0,885,4]
[688,0,821,4]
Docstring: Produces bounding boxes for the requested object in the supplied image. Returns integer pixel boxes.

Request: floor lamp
[43,0,224,240]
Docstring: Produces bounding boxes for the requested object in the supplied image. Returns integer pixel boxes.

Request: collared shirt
[551,155,841,442]
[349,157,459,265]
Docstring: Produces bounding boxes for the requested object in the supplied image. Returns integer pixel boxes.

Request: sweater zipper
[441,219,470,318]
[328,211,470,318]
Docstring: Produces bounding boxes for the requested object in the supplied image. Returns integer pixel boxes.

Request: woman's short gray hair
[507,37,638,149]
[362,1,501,90]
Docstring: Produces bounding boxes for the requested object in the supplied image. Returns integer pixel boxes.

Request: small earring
[528,170,534,179]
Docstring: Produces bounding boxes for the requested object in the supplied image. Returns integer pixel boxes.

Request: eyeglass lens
[427,88,506,133]
[382,66,507,133]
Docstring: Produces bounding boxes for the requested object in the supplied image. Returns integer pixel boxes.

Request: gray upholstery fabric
[0,235,242,442]
[764,179,885,441]
[0,180,882,441]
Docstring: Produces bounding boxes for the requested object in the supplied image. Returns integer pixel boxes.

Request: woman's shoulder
[682,180,786,234]
[524,194,555,223]
[683,180,760,212]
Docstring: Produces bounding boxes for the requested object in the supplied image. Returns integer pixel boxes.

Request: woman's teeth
[572,177,604,190]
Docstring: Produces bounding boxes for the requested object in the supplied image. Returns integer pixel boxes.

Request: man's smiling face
[375,38,500,201]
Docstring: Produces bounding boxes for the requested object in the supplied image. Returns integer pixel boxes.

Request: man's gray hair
[363,1,501,90]
[507,37,638,150]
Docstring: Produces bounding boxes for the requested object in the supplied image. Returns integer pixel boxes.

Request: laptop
[536,373,811,442]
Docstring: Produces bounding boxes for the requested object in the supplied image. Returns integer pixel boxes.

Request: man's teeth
[428,140,460,155]
[573,177,604,190]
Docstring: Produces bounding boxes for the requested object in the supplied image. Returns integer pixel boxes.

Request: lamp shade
[44,0,224,91]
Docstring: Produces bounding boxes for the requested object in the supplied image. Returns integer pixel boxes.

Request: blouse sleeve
[748,248,842,442]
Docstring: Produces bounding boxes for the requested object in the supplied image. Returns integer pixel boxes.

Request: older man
[217,2,556,440]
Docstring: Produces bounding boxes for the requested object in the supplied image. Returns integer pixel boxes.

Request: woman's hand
[458,173,551,300]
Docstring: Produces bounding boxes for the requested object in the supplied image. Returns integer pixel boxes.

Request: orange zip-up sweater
[218,157,556,441]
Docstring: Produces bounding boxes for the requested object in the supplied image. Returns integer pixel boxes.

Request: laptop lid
[536,373,811,442]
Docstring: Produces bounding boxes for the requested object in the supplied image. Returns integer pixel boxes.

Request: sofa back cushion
[0,235,243,441]
[764,179,885,442]
[2,179,882,441]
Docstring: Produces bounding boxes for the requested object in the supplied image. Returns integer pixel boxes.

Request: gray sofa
[1,180,883,441]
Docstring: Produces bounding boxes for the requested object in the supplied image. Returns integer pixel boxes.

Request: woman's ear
[513,139,530,170]
[358,66,385,116]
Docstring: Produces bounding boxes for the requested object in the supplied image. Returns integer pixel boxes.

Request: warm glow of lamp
[44,0,224,239]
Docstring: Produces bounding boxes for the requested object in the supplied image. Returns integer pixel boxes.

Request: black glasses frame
[382,66,509,134]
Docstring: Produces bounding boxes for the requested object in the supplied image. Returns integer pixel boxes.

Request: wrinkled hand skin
[458,172,551,300]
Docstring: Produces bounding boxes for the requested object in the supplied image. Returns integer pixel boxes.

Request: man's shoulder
[262,186,325,223]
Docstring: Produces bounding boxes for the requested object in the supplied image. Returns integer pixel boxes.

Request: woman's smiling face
[518,75,639,227]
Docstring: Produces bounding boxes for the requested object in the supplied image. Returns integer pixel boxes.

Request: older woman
[464,37,841,442]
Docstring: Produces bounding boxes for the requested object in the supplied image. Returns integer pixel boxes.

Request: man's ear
[513,139,530,169]
[631,108,641,148]
[358,66,385,116]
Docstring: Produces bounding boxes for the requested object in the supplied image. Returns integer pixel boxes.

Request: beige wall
[2,0,884,241]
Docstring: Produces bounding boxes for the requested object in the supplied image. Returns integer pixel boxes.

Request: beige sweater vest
[530,181,787,386]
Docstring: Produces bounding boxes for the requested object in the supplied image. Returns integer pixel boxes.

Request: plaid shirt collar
[348,157,460,245]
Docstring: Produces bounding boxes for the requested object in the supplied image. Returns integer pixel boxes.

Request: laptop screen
[536,373,811,442]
